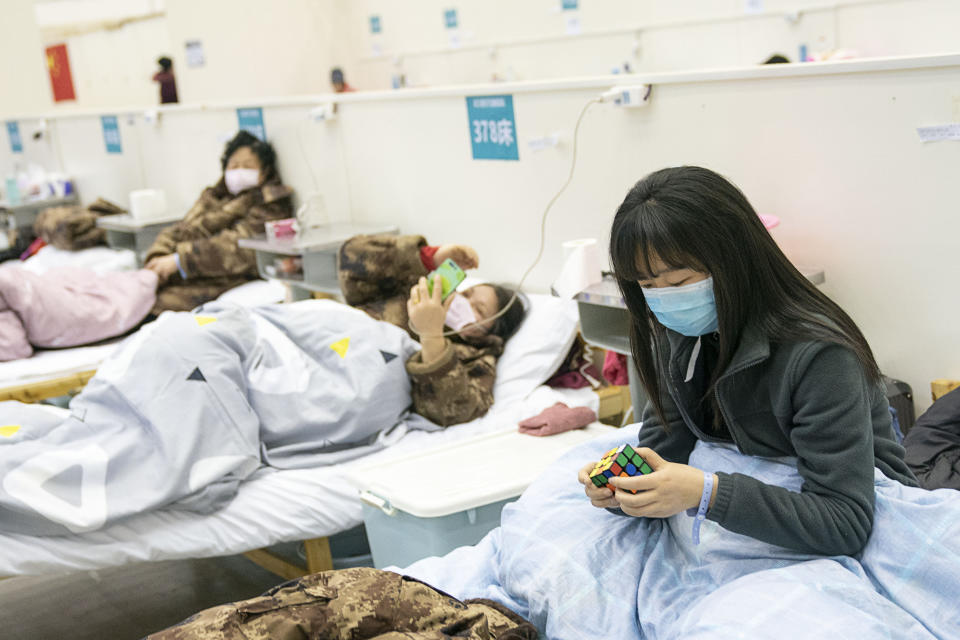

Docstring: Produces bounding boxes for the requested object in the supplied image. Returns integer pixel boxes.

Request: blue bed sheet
[402,424,960,639]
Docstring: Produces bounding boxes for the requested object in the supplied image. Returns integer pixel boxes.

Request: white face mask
[224,168,260,195]
[445,293,478,332]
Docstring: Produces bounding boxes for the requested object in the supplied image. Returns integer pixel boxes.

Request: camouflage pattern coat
[146,567,537,640]
[145,177,293,313]
[338,234,504,427]
[32,197,126,250]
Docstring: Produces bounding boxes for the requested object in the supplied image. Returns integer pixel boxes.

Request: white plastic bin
[350,423,614,570]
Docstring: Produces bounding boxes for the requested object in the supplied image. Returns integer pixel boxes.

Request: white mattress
[0,279,287,389]
[0,385,599,576]
[0,342,119,388]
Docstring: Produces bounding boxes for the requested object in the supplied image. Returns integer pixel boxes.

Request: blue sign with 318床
[370,15,381,34]
[237,107,266,141]
[466,94,519,161]
[6,122,23,153]
[101,115,122,154]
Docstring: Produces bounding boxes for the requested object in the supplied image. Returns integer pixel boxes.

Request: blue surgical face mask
[640,276,719,337]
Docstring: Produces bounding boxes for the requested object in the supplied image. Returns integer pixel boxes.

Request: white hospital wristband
[685,471,714,545]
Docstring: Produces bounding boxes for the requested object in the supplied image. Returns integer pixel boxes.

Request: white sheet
[0,385,598,576]
[8,245,139,275]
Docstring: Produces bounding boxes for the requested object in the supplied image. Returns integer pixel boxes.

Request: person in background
[152,56,178,104]
[331,67,355,93]
[144,130,293,313]
[762,54,791,64]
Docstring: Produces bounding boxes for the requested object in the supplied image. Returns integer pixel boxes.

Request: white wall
[162,0,341,104]
[48,15,172,109]
[0,57,957,409]
[6,0,960,116]
[341,0,960,89]
[330,57,959,411]
[0,0,53,116]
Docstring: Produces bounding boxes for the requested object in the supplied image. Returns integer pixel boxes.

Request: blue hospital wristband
[686,471,715,545]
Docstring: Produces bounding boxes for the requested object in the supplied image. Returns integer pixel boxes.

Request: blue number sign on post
[444,8,458,29]
[101,115,122,154]
[562,0,579,9]
[370,15,382,34]
[237,107,266,141]
[465,94,519,161]
[6,122,23,153]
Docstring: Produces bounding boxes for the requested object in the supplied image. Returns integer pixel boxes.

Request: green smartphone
[426,258,467,301]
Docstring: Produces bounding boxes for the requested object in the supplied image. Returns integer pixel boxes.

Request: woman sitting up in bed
[338,234,525,426]
[143,130,294,313]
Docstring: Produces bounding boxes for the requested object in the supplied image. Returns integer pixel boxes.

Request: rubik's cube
[589,444,653,494]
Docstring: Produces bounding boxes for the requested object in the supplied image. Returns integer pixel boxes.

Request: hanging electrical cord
[409,94,603,339]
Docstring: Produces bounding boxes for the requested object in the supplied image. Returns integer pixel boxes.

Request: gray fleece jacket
[636,324,918,556]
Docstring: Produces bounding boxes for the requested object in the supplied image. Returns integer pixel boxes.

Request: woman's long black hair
[609,166,880,427]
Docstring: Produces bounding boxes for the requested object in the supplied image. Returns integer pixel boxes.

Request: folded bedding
[0,266,157,361]
[404,424,960,640]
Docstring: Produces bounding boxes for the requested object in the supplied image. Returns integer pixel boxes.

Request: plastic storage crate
[350,422,614,570]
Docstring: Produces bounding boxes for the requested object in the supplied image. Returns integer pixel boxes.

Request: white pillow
[487,289,580,405]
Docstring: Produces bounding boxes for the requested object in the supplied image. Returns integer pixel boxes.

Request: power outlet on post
[310,103,338,122]
[600,84,652,108]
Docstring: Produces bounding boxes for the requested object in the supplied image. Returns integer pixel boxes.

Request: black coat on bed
[903,387,960,491]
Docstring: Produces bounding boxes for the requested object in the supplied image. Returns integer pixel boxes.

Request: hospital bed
[0,292,626,578]
[0,277,288,403]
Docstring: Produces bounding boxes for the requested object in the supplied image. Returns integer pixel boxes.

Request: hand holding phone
[426,258,467,301]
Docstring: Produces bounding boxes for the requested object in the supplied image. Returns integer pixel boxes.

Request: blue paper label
[6,122,23,153]
[101,115,122,154]
[466,95,519,161]
[370,15,381,33]
[444,8,458,29]
[236,107,266,141]
[562,0,579,9]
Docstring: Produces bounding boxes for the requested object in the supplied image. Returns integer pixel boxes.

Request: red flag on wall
[45,43,76,102]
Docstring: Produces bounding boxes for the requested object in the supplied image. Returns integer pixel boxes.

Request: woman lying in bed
[144,130,294,314]
[338,234,525,426]
[0,234,526,535]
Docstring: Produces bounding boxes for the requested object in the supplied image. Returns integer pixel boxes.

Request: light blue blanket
[402,424,960,639]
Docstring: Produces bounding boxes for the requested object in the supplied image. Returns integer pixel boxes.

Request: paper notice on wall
[916,123,960,142]
[185,40,205,68]
[564,14,582,35]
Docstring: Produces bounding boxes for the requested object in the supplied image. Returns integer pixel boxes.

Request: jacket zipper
[712,356,766,452]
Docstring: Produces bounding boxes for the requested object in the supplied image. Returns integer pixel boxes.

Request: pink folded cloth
[518,402,597,437]
[602,350,629,386]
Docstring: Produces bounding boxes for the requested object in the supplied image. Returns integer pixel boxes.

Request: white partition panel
[1,56,957,408]
[333,57,960,409]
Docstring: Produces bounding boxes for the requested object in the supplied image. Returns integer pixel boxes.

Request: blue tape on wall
[236,107,266,141]
[101,115,122,154]
[6,122,23,153]
[444,8,458,29]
